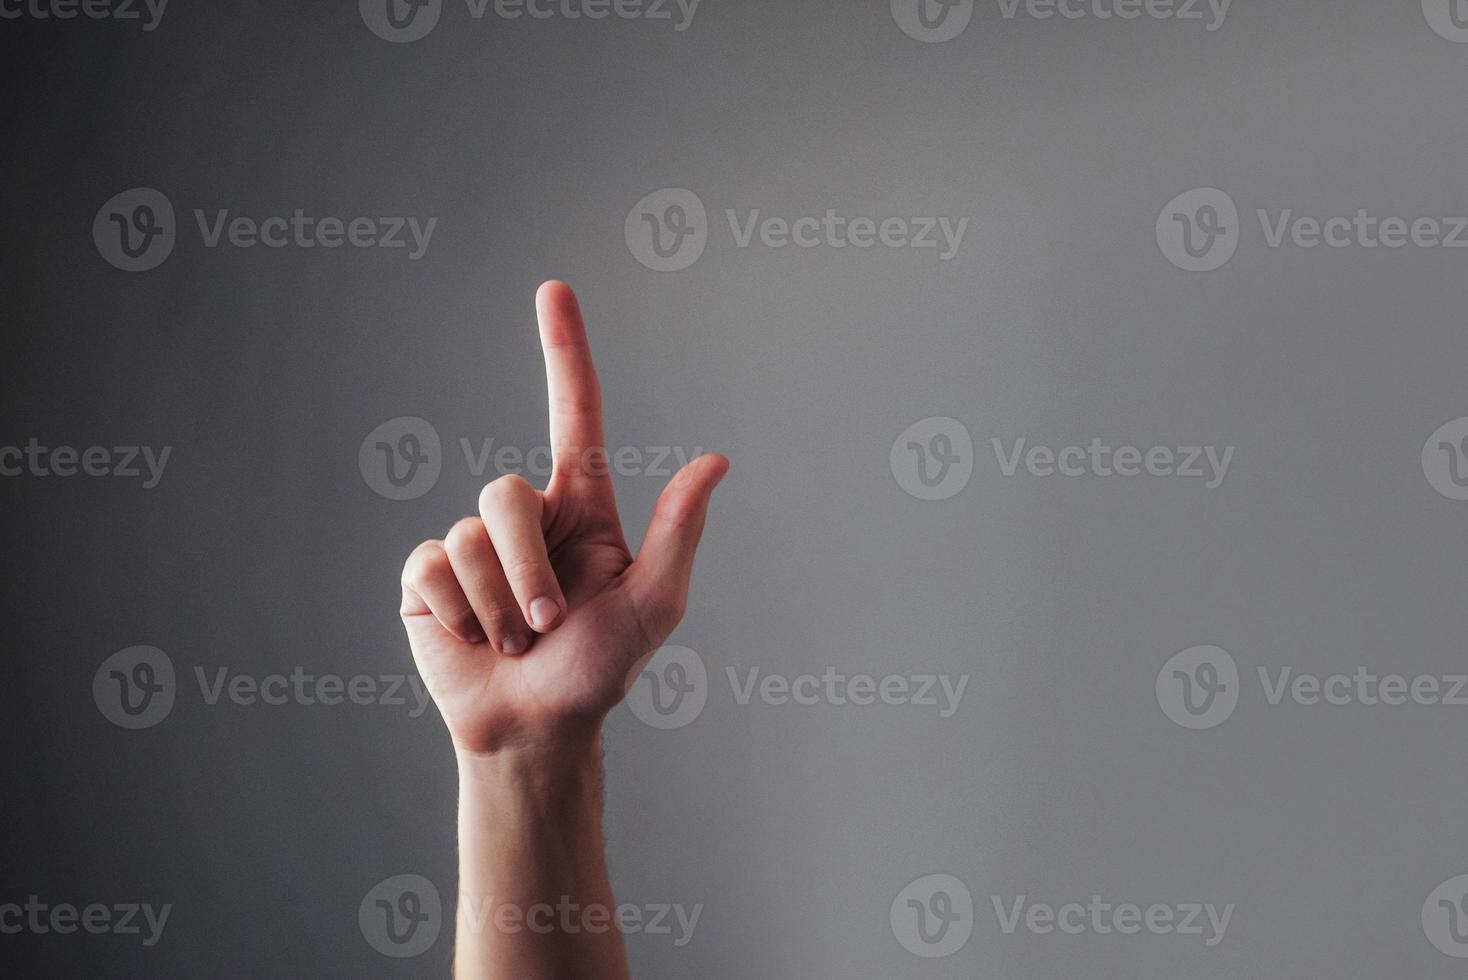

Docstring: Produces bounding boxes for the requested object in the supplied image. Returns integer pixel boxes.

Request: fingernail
[468,629,487,645]
[501,634,528,655]
[529,597,560,630]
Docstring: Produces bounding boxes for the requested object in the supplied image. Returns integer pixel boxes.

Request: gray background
[3,0,1467,976]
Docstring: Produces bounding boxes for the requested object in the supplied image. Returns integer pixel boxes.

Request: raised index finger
[536,280,605,483]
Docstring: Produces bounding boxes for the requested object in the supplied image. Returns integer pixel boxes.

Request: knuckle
[501,554,549,582]
[475,602,518,635]
[551,389,601,415]
[443,517,485,554]
[402,541,450,590]
[480,473,536,509]
[445,609,481,637]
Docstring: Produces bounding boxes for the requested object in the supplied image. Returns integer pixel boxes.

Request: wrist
[454,729,612,916]
[455,727,605,805]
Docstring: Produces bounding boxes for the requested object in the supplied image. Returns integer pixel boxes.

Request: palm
[400,282,726,755]
[407,513,640,748]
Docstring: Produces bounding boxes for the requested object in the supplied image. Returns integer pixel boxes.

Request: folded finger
[443,517,533,655]
[479,474,566,633]
[400,540,485,645]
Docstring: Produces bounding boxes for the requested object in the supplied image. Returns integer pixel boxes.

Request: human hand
[399,281,728,757]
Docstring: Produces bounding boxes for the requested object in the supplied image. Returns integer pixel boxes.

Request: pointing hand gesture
[400,281,728,755]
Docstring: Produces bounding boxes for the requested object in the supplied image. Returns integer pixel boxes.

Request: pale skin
[399,281,728,979]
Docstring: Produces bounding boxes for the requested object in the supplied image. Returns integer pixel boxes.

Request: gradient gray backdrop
[3,0,1467,976]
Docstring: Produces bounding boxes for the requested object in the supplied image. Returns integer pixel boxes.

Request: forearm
[453,733,629,980]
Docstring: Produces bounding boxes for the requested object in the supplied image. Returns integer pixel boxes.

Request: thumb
[627,452,729,635]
